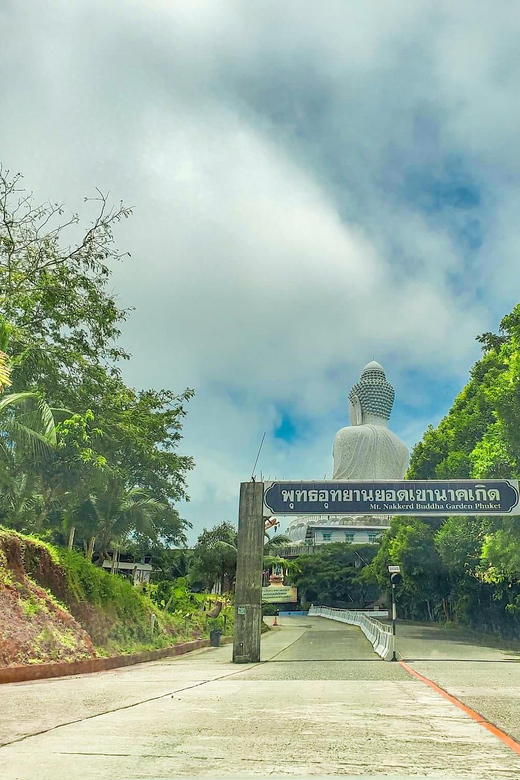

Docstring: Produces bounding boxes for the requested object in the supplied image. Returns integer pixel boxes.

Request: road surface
[0,616,519,778]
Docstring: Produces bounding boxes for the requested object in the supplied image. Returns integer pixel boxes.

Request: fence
[308,605,394,661]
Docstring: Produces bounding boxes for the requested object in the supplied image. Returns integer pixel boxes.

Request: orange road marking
[399,660,520,757]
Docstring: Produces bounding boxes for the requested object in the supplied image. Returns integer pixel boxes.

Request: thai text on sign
[263,480,520,516]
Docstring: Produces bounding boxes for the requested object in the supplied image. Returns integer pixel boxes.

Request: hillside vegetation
[0,528,231,667]
[370,304,520,635]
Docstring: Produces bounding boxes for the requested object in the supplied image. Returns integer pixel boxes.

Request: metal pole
[391,583,397,661]
[233,481,264,663]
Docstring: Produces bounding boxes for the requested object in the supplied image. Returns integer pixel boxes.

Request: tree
[407,306,520,483]
[189,522,238,593]
[0,166,131,389]
[0,330,62,527]
[72,480,172,563]
[0,346,10,391]
[370,517,450,622]
[0,324,58,460]
[0,169,193,552]
[291,543,379,608]
[263,532,291,554]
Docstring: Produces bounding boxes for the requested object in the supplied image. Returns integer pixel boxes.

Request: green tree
[0,329,63,527]
[370,517,449,621]
[0,169,193,551]
[72,479,172,563]
[0,167,131,389]
[291,543,379,608]
[189,522,238,593]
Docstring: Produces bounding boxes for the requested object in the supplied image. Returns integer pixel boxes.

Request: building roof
[102,561,153,571]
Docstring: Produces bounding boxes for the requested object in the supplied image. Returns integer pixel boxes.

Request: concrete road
[0,617,519,778]
[394,621,520,747]
[395,621,520,662]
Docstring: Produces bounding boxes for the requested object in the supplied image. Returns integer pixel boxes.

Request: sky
[2,1,520,541]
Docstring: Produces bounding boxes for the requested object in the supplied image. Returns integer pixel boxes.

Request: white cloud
[1,0,519,539]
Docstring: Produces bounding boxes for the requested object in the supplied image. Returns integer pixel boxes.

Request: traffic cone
[273,615,278,626]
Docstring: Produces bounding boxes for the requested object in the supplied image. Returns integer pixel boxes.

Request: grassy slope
[0,528,232,666]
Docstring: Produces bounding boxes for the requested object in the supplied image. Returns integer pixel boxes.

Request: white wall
[315,528,382,545]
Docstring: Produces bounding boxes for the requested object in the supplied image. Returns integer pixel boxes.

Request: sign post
[388,566,402,661]
[233,481,264,664]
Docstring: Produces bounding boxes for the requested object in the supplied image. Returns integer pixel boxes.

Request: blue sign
[263,480,520,516]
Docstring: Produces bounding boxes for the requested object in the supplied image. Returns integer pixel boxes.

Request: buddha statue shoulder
[332,361,409,480]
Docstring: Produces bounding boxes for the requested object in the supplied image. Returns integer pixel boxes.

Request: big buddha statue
[286,360,409,545]
[332,361,408,480]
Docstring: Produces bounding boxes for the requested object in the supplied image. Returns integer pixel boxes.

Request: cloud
[1,1,520,539]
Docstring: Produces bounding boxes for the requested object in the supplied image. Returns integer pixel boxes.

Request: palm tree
[0,341,63,532]
[0,391,58,456]
[73,478,168,564]
[0,471,47,531]
[0,330,58,460]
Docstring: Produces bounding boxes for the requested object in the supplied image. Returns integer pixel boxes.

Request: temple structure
[286,361,409,546]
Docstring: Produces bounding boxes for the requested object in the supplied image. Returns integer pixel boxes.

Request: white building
[305,523,384,546]
[102,555,153,584]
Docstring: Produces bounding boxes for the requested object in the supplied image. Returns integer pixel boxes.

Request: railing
[308,605,394,661]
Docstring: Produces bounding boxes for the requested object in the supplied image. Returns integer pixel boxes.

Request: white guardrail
[308,606,394,661]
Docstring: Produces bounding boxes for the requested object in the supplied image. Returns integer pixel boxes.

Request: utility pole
[233,481,265,663]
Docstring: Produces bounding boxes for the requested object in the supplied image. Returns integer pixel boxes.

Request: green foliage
[291,543,379,609]
[147,576,200,614]
[367,512,520,632]
[408,307,520,483]
[263,533,291,553]
[263,555,301,576]
[370,517,451,621]
[189,522,238,592]
[20,594,42,618]
[398,302,520,634]
[0,168,193,558]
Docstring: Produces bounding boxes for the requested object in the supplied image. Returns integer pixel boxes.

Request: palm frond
[0,436,14,467]
[0,351,11,392]
[264,533,291,552]
[3,420,55,459]
[0,392,57,456]
[263,555,301,574]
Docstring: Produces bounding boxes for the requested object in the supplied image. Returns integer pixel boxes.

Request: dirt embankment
[0,532,95,667]
[0,528,233,668]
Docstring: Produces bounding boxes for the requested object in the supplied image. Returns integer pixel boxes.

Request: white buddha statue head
[348,361,395,427]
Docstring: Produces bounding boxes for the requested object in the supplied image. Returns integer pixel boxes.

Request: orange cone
[273,615,278,626]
